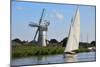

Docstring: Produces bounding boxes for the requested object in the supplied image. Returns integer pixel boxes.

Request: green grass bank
[12,45,64,58]
[12,45,93,58]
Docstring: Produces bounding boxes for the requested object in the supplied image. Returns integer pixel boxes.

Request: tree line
[12,37,96,48]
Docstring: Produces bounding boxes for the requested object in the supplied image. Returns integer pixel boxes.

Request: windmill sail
[33,8,45,41]
[64,8,80,53]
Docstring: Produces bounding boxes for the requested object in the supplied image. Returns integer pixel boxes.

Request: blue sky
[12,1,96,43]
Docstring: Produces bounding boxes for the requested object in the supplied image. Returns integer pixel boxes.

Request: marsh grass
[12,45,92,58]
[12,45,64,58]
[73,48,90,53]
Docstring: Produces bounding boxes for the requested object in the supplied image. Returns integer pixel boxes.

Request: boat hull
[64,52,76,55]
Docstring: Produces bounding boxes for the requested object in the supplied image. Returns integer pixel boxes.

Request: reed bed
[12,45,64,58]
[12,45,92,58]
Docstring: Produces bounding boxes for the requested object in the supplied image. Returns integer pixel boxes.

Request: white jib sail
[64,8,80,52]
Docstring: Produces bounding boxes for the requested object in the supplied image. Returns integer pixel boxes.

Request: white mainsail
[64,8,80,52]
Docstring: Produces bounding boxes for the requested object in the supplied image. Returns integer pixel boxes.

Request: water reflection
[37,56,48,64]
[11,52,96,66]
[64,54,77,62]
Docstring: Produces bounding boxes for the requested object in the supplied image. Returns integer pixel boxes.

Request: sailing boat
[64,7,80,54]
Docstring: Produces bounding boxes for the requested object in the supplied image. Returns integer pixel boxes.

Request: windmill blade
[29,22,39,27]
[33,28,39,41]
[38,8,45,25]
[33,8,45,41]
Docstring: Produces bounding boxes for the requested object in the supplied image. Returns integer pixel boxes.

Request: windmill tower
[29,8,50,47]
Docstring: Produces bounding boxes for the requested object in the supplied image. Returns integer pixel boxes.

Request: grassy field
[12,44,92,58]
[12,45,64,58]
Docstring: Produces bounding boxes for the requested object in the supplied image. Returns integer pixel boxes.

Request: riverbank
[12,45,94,58]
[12,45,64,58]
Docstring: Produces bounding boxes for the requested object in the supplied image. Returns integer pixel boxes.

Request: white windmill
[29,8,50,47]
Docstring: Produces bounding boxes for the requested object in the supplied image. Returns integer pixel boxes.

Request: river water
[11,52,96,66]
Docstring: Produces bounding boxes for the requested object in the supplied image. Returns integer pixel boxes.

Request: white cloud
[16,6,29,10]
[51,10,64,21]
[55,12,64,20]
[16,6,24,10]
